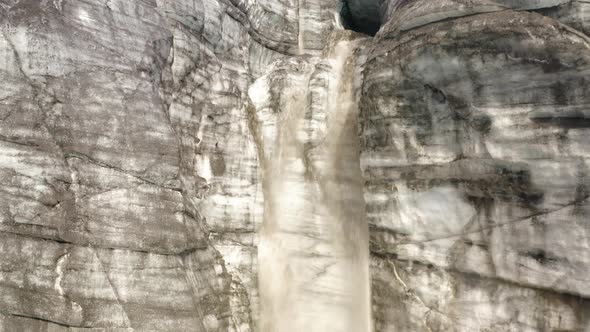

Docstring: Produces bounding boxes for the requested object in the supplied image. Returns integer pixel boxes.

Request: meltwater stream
[251,33,370,332]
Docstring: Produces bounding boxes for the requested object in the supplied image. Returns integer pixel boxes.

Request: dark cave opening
[339,0,380,36]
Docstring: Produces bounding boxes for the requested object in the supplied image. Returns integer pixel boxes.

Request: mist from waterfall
[252,31,370,332]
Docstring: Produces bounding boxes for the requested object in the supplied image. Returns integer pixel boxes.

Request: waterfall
[298,0,305,55]
[251,32,370,332]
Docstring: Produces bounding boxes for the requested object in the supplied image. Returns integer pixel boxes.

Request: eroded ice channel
[249,32,370,332]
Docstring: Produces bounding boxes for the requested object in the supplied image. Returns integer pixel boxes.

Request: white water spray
[252,32,370,332]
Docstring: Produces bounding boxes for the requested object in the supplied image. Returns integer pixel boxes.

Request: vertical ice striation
[249,32,370,332]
